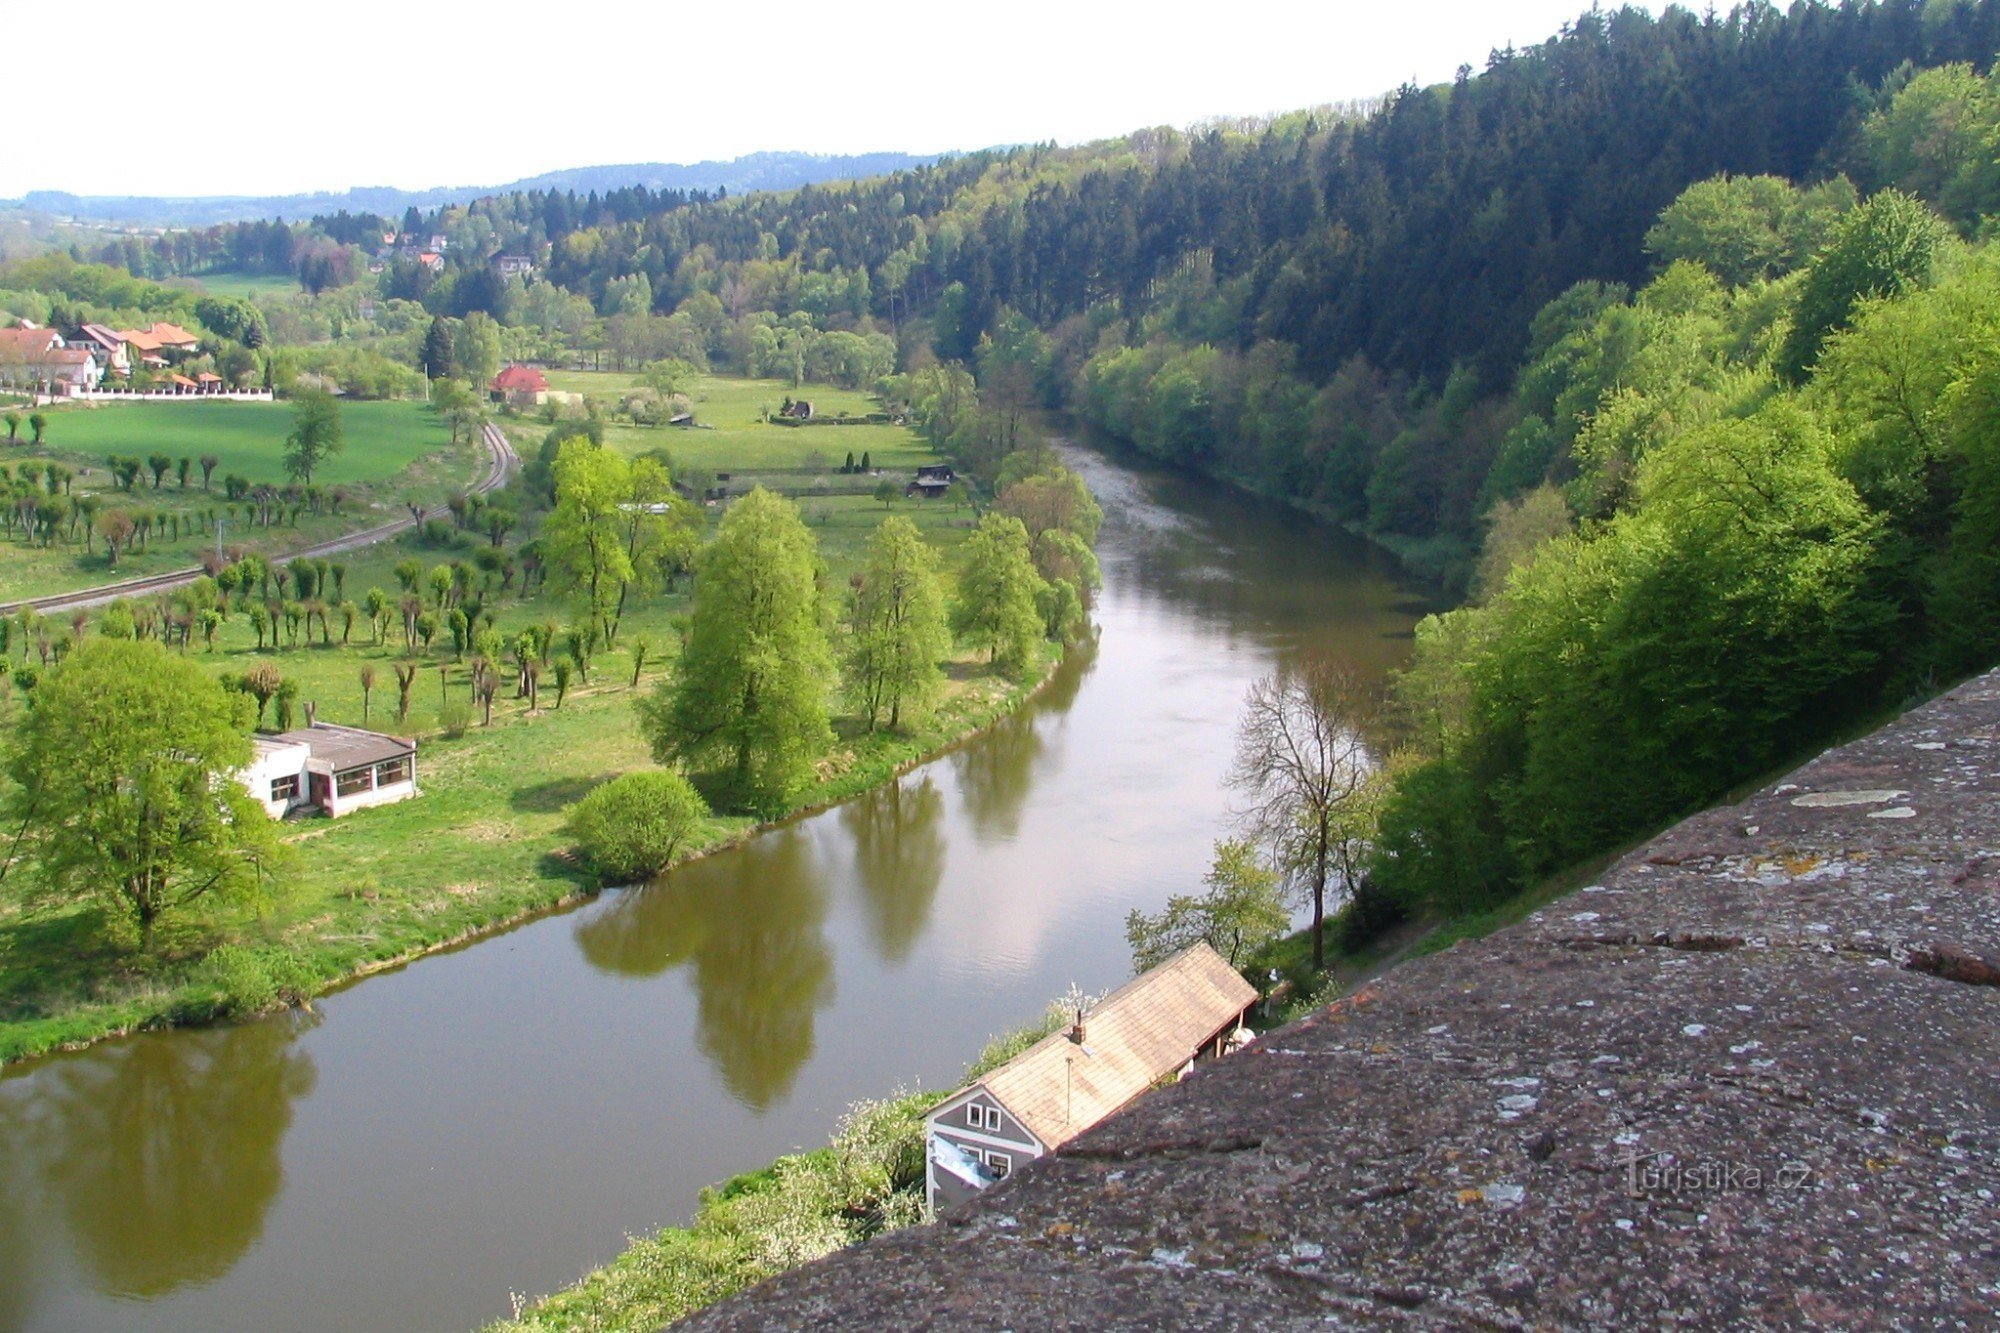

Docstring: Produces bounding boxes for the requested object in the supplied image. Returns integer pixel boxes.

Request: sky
[5,0,1668,199]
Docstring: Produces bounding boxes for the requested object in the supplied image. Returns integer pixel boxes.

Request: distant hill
[12,150,939,228]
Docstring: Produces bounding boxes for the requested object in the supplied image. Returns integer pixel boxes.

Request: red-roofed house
[71,324,132,375]
[490,364,549,408]
[0,328,101,394]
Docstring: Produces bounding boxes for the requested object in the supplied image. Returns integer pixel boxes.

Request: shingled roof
[960,944,1257,1150]
[678,668,2000,1329]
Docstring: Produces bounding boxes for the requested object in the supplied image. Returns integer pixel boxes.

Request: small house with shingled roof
[924,943,1258,1212]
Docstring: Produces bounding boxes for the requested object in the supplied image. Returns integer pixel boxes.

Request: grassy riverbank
[488,998,1077,1332]
[0,379,1059,1066]
[0,601,1058,1065]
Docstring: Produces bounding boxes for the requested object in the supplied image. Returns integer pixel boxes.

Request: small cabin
[245,723,419,819]
[783,399,814,420]
[924,943,1258,1213]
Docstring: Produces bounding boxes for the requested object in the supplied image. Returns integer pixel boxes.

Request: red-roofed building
[0,328,101,394]
[490,364,549,408]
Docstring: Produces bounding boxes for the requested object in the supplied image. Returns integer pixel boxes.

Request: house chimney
[1069,1008,1087,1046]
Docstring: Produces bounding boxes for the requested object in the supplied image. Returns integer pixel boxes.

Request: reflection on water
[574,828,833,1109]
[0,1015,316,1325]
[950,635,1094,844]
[844,776,947,963]
[0,426,1437,1331]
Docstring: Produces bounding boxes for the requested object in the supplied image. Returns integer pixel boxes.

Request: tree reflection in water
[842,775,946,963]
[951,635,1094,842]
[1,1012,317,1304]
[573,827,833,1110]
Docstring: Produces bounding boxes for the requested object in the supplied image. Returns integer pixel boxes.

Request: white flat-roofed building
[243,723,418,818]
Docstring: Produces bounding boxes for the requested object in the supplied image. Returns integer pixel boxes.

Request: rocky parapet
[677,673,2000,1328]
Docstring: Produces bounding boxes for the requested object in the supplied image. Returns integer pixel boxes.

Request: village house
[115,321,201,369]
[0,327,102,395]
[243,722,419,819]
[495,253,535,279]
[924,943,1259,1212]
[490,364,549,408]
[906,462,955,499]
[69,324,132,375]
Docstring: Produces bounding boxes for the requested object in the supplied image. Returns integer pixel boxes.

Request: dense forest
[18,0,2000,927]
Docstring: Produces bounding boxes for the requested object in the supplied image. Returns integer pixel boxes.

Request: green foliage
[638,488,834,813]
[1858,62,2000,229]
[496,1090,932,1333]
[6,639,286,949]
[1125,839,1288,971]
[950,512,1045,679]
[1643,174,1855,286]
[1778,189,1951,383]
[843,515,950,731]
[283,387,344,484]
[565,770,711,884]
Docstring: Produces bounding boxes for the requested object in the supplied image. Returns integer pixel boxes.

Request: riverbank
[0,639,1064,1068]
[488,994,1080,1333]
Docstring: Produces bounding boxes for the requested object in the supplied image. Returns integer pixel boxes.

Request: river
[0,433,1434,1332]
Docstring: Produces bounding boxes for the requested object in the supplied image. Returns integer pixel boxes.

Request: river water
[0,435,1433,1332]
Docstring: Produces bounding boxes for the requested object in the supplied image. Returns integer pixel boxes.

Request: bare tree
[1228,656,1380,973]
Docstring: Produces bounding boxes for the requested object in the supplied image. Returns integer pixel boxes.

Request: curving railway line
[0,420,518,616]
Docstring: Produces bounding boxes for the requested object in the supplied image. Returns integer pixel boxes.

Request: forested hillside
[149,0,2000,572]
[21,0,2000,930]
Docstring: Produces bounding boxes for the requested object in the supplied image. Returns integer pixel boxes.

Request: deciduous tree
[283,388,344,485]
[1229,656,1381,973]
[950,512,1045,678]
[844,515,950,731]
[638,487,833,812]
[5,639,285,951]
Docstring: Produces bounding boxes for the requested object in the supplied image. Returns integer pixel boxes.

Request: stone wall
[677,672,2000,1328]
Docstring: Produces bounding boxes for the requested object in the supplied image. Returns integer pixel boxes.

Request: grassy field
[0,376,1051,1065]
[0,400,467,601]
[181,270,301,300]
[35,399,448,488]
[539,371,932,475]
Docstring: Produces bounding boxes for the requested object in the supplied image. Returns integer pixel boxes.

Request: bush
[438,700,473,738]
[180,944,314,1021]
[567,770,711,883]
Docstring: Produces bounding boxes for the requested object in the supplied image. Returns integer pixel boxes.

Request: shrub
[437,700,473,738]
[567,770,711,883]
[181,944,315,1021]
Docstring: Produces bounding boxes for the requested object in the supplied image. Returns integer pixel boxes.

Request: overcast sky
[7,1,1666,199]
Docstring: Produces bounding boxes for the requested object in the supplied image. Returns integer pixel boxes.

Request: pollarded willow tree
[5,638,287,950]
[845,514,951,731]
[637,487,835,813]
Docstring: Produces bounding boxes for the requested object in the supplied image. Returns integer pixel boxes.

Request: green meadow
[0,400,469,601]
[0,374,1037,1064]
[35,399,448,488]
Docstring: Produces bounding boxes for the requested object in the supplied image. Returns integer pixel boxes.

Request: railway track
[0,420,518,616]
